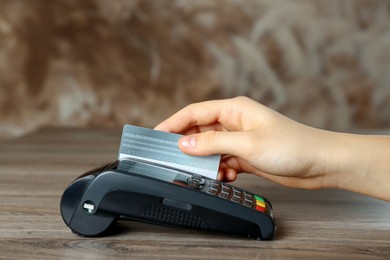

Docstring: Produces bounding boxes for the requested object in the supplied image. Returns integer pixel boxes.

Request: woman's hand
[155,96,390,201]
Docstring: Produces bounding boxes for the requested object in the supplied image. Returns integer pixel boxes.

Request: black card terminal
[60,159,276,240]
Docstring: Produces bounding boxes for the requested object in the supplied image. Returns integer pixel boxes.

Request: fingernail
[180,136,196,149]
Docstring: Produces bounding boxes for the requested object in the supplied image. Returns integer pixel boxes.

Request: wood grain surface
[0,128,389,259]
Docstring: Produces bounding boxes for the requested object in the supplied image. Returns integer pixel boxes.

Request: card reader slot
[117,158,192,185]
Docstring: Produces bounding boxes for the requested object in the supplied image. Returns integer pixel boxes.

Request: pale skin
[155,96,390,202]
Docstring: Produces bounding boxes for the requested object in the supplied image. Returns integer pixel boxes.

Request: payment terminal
[60,158,276,240]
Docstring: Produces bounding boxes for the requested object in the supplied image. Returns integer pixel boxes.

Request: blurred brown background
[0,0,389,140]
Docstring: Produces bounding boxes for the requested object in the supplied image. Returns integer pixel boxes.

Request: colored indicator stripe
[254,195,265,202]
[255,199,266,208]
[255,205,266,212]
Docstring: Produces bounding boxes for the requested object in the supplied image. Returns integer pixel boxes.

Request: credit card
[118,124,221,179]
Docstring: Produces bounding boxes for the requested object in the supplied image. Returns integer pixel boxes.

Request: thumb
[178,131,247,157]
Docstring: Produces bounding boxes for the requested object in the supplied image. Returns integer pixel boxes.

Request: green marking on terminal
[254,195,264,202]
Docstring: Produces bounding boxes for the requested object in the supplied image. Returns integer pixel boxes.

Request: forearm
[322,131,390,201]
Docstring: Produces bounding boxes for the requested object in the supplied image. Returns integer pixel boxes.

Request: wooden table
[0,128,389,259]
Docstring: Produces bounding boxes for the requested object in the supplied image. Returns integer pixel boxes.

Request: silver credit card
[118,124,220,179]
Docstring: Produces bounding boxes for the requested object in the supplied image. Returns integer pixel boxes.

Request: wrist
[318,131,390,201]
[321,132,361,190]
[309,129,346,189]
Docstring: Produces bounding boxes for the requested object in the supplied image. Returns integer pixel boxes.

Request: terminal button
[231,195,241,203]
[188,175,205,190]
